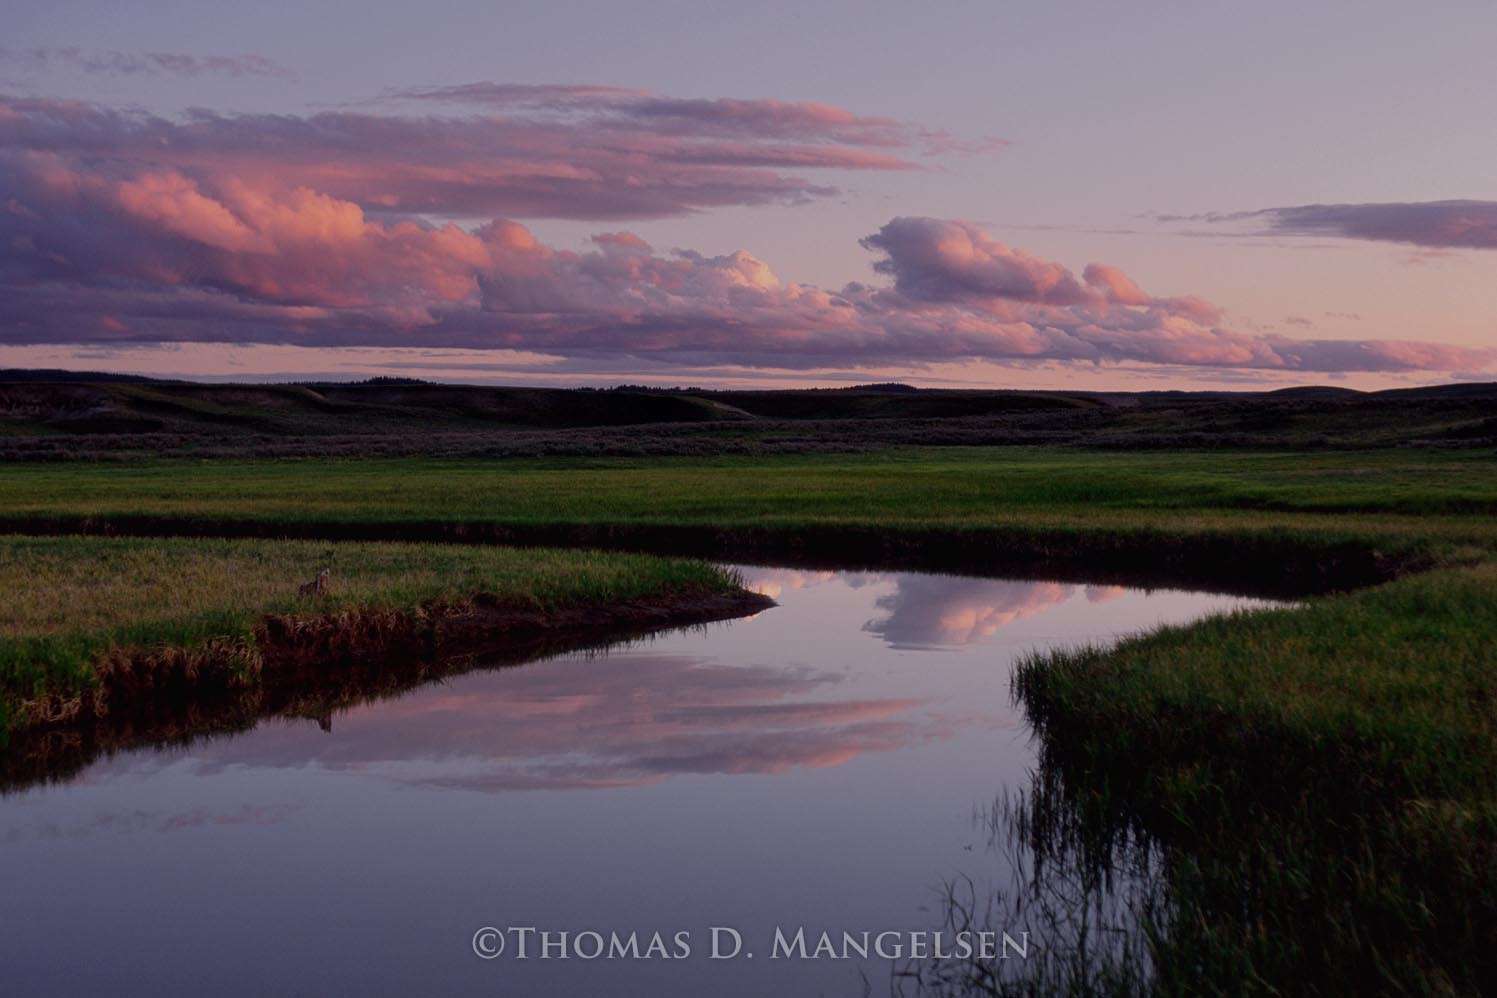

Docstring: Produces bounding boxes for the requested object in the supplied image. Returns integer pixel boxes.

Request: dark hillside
[0,381,752,439]
[703,387,1095,419]
[1,371,1494,459]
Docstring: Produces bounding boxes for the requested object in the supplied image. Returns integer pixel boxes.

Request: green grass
[1010,564,1497,993]
[0,534,738,734]
[1019,562,1497,804]
[4,448,1497,546]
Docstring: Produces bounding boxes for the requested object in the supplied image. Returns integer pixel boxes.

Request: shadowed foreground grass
[0,535,739,737]
[1006,564,1497,994]
[1021,564,1497,803]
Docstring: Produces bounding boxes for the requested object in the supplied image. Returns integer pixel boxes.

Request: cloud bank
[379,82,1005,156]
[0,90,926,222]
[1173,200,1497,250]
[0,92,1486,375]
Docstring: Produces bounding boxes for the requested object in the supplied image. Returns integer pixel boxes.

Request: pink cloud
[862,217,1095,306]
[1266,201,1497,249]
[0,95,1486,376]
[1083,263,1151,305]
[861,219,1223,324]
[1166,201,1497,250]
[2,152,490,322]
[0,92,929,222]
[380,83,1006,156]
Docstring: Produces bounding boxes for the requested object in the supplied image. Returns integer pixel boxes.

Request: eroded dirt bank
[2,587,773,793]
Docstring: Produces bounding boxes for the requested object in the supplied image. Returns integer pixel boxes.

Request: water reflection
[0,567,1269,998]
[897,763,1168,996]
[137,654,939,792]
[4,801,307,845]
[867,578,1127,650]
[41,571,1172,796]
[745,568,1136,650]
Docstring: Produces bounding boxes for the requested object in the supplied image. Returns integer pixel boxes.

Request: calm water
[0,567,1267,996]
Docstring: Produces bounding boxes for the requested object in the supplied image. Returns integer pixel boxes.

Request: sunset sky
[3,0,1495,389]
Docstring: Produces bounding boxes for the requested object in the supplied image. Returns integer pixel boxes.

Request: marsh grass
[1016,564,1497,811]
[896,785,1165,998]
[2,449,1496,531]
[0,535,737,734]
[1009,565,1497,993]
[4,449,1496,602]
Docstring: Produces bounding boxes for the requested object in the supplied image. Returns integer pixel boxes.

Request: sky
[2,0,1495,390]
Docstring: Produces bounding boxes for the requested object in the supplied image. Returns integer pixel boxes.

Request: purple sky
[2,1,1494,389]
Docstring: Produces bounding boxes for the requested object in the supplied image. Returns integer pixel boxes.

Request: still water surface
[0,567,1268,996]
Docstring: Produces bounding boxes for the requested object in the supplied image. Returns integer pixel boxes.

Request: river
[0,566,1271,996]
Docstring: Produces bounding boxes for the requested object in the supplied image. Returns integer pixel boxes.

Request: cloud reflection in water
[137,653,937,792]
[99,573,1137,795]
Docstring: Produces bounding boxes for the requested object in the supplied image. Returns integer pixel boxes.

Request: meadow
[3,449,1496,594]
[4,446,1497,526]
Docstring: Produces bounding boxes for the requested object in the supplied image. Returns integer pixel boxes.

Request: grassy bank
[1018,563,1497,808]
[0,535,752,739]
[1,449,1496,588]
[1010,563,1497,993]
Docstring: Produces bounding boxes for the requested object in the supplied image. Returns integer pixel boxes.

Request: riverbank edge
[0,513,1439,598]
[1003,559,1497,993]
[5,585,775,742]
